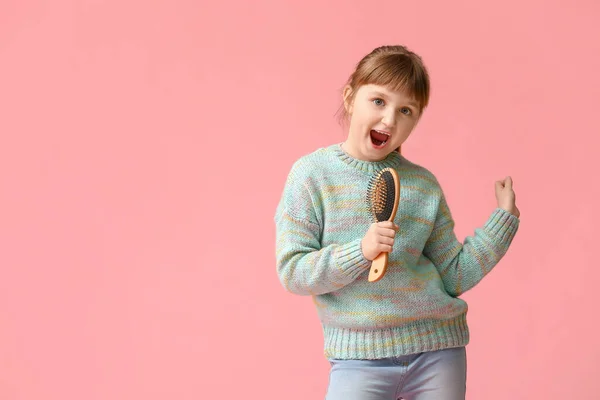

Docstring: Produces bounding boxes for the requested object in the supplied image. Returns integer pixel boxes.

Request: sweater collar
[329,142,403,174]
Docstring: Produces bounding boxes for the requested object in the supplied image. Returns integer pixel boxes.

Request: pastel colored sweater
[274,143,520,360]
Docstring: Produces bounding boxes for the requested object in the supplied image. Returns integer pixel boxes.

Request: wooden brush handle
[368,252,389,282]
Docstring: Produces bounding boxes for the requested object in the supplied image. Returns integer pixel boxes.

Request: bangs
[361,54,429,109]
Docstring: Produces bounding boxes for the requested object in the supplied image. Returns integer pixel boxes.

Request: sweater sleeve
[422,192,520,297]
[274,163,371,296]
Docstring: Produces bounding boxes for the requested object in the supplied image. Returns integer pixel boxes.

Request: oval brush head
[366,167,400,282]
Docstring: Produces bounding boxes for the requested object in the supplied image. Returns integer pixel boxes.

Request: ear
[342,85,354,115]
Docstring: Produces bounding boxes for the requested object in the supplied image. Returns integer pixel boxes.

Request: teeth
[375,130,389,144]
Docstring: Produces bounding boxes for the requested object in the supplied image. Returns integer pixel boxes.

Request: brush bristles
[366,168,397,222]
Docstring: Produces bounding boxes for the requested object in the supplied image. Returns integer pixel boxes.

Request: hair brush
[366,167,400,282]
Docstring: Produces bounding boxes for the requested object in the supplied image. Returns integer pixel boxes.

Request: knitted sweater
[274,143,520,360]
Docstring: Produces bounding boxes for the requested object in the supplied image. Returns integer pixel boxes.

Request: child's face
[343,84,421,162]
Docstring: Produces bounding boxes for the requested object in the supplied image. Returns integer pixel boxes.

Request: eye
[400,107,412,115]
[373,98,385,106]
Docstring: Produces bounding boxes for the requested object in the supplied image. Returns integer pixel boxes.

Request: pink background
[1,0,599,399]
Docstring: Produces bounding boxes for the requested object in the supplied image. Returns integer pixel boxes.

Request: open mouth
[370,130,390,147]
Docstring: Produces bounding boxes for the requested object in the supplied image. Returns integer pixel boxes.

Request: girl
[274,45,520,400]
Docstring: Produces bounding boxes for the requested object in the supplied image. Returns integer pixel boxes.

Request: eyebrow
[370,91,419,109]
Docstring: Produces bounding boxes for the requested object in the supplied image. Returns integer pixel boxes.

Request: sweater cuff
[484,208,520,246]
[334,239,372,279]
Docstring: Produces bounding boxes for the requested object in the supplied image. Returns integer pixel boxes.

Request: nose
[381,108,395,129]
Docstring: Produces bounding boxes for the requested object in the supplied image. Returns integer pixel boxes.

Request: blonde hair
[338,45,431,124]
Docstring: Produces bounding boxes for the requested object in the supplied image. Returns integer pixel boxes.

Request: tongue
[370,130,388,144]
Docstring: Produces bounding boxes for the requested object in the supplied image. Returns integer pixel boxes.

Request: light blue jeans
[325,347,467,400]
